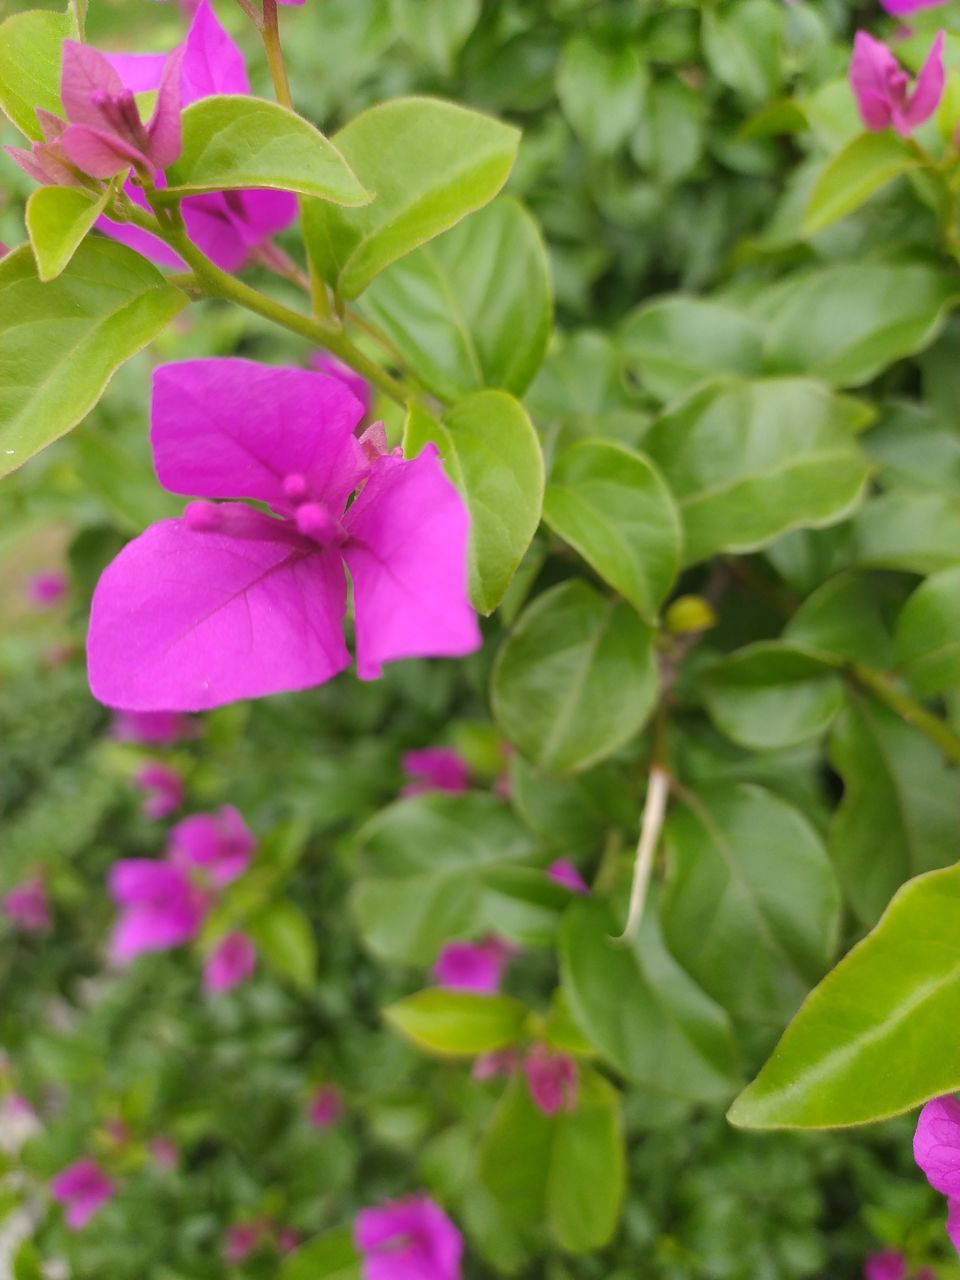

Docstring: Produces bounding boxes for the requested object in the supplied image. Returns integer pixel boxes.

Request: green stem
[261,0,294,110]
[847,662,960,766]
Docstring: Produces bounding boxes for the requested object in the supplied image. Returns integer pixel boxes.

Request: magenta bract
[863,1250,907,1280]
[168,805,255,886]
[401,747,470,796]
[50,1158,115,1230]
[522,1045,578,1116]
[308,1084,345,1129]
[355,1195,463,1280]
[108,859,208,961]
[849,30,944,136]
[546,858,590,895]
[135,761,184,821]
[432,938,511,994]
[203,931,256,993]
[3,878,51,933]
[87,360,479,712]
[111,710,196,744]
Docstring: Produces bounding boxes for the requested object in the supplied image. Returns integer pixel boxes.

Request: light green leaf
[26,186,109,282]
[559,896,741,1102]
[280,1228,360,1280]
[351,793,536,966]
[803,132,922,235]
[390,0,480,73]
[404,391,543,615]
[729,860,960,1129]
[620,296,762,402]
[895,567,960,696]
[477,1069,625,1253]
[0,240,186,479]
[661,783,841,1025]
[643,377,871,564]
[492,580,658,774]
[702,0,783,106]
[362,197,552,401]
[165,96,369,204]
[0,9,68,139]
[702,642,844,751]
[249,901,317,991]
[304,97,520,298]
[556,35,645,155]
[543,439,682,622]
[828,696,960,926]
[849,491,960,574]
[383,990,529,1057]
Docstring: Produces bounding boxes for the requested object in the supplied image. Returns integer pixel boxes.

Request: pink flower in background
[312,354,372,418]
[401,747,470,796]
[472,1047,518,1082]
[278,1227,301,1254]
[880,0,946,13]
[850,30,945,135]
[546,858,590,895]
[914,1096,960,1254]
[101,0,297,272]
[168,806,255,886]
[355,1195,463,1280]
[149,1137,178,1169]
[111,710,195,745]
[523,1045,578,1116]
[26,572,67,609]
[50,1159,115,1230]
[108,860,208,961]
[203,931,256,993]
[863,1250,907,1280]
[222,1220,269,1264]
[87,360,479,711]
[308,1084,345,1129]
[432,938,512,994]
[3,878,51,933]
[135,762,184,820]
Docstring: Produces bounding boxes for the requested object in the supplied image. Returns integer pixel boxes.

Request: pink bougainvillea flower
[149,1137,178,1169]
[111,710,195,744]
[278,1227,301,1254]
[880,0,946,13]
[27,571,68,609]
[100,0,296,272]
[522,1045,578,1116]
[87,360,479,712]
[203,931,256,993]
[355,1195,463,1280]
[312,353,372,418]
[308,1084,345,1129]
[432,937,512,994]
[546,858,590,895]
[168,806,255,886]
[50,1159,115,1230]
[863,1250,907,1280]
[3,878,51,933]
[472,1047,518,1082]
[914,1096,960,1255]
[222,1220,269,1264]
[108,859,209,961]
[850,30,944,135]
[401,747,470,796]
[135,762,184,821]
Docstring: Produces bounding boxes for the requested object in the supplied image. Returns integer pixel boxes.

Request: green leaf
[803,132,922,235]
[383,989,529,1057]
[643,377,871,565]
[508,755,635,854]
[404,391,543,615]
[728,860,960,1129]
[632,73,706,186]
[249,901,317,991]
[661,783,841,1025]
[477,1069,625,1253]
[783,571,894,668]
[351,793,536,965]
[556,35,644,155]
[750,263,958,387]
[894,567,960,696]
[701,642,844,751]
[702,0,783,106]
[849,492,960,574]
[828,696,960,926]
[559,896,741,1102]
[389,0,480,73]
[280,1228,360,1280]
[620,296,762,402]
[0,240,186,479]
[304,97,520,298]
[477,865,572,946]
[865,401,960,497]
[543,440,682,622]
[0,9,68,140]
[26,186,109,282]
[165,96,369,204]
[362,197,552,401]
[492,580,658,774]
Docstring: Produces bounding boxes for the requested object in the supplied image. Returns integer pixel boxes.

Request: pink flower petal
[60,40,126,128]
[105,53,169,93]
[61,123,150,179]
[546,858,590,895]
[915,1096,960,1198]
[432,939,509,994]
[108,860,205,960]
[51,1159,115,1231]
[182,0,250,102]
[343,446,480,680]
[146,45,186,169]
[401,747,470,795]
[169,805,255,885]
[203,931,256,993]
[863,1250,906,1280]
[904,30,945,129]
[523,1045,578,1116]
[355,1196,462,1280]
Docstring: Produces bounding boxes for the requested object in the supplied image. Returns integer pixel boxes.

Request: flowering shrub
[4,0,960,1277]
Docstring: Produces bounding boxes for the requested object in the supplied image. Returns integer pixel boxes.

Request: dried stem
[615,766,671,942]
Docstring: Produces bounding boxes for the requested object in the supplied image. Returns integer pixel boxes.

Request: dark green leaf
[894,566,960,695]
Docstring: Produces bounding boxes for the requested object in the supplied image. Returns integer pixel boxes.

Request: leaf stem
[846,661,960,766]
[261,0,294,111]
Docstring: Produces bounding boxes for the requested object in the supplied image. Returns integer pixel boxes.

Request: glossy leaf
[702,643,844,751]
[508,756,635,854]
[894,567,960,696]
[559,897,741,1102]
[620,296,762,402]
[729,861,960,1129]
[26,186,109,282]
[383,989,528,1057]
[661,783,841,1025]
[165,96,370,204]
[362,197,552,401]
[0,240,186,480]
[249,901,317,991]
[0,9,68,140]
[304,97,520,298]
[543,440,682,622]
[804,132,922,235]
[492,580,658,774]
[404,391,544,615]
[643,377,871,565]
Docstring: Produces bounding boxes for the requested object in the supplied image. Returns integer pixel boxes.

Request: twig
[614,765,671,942]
